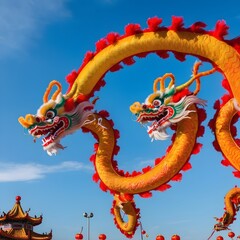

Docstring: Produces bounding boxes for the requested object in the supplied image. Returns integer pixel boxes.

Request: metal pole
[83,212,93,240]
[140,221,143,240]
[87,217,90,240]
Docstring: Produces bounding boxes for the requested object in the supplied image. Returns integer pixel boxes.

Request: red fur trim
[192,143,202,154]
[171,173,182,182]
[172,89,191,103]
[155,157,164,165]
[95,38,108,52]
[222,79,233,96]
[109,63,123,72]
[113,145,120,155]
[136,52,149,58]
[139,191,152,198]
[147,16,162,31]
[125,23,142,36]
[173,51,186,62]
[212,140,221,152]
[106,32,120,44]
[182,162,192,171]
[168,16,184,31]
[76,94,88,104]
[64,98,75,112]
[233,171,240,178]
[221,94,231,106]
[122,57,135,65]
[142,166,151,173]
[156,50,169,59]
[83,51,95,64]
[98,110,110,118]
[94,143,99,152]
[114,129,120,139]
[189,21,207,32]
[99,181,108,192]
[221,159,231,167]
[197,108,207,123]
[197,125,205,137]
[211,20,229,40]
[156,184,171,192]
[92,172,100,182]
[90,154,96,162]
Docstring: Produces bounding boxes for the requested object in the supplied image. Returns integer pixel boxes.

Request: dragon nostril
[142,104,147,109]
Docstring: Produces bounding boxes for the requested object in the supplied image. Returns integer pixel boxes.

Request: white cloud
[0,161,92,182]
[0,0,70,57]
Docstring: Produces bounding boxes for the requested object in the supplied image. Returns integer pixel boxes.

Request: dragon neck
[66,30,240,105]
[82,105,198,194]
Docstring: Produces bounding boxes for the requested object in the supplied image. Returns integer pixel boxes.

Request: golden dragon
[18,17,240,237]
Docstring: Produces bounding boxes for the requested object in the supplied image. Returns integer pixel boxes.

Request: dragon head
[18,80,94,155]
[130,62,215,141]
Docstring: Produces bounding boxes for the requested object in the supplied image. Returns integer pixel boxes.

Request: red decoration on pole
[75,233,83,239]
[98,233,107,240]
[15,196,21,203]
[142,230,146,234]
[171,235,181,240]
[156,235,165,240]
[228,232,235,239]
[216,236,224,240]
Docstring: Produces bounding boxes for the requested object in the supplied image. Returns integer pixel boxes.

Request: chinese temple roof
[0,196,42,226]
[0,228,52,240]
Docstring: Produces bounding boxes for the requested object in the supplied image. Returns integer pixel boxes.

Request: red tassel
[147,17,162,31]
[182,162,192,171]
[192,142,203,154]
[156,50,169,59]
[156,184,171,192]
[211,20,229,39]
[106,32,120,44]
[169,16,184,31]
[139,191,152,198]
[171,173,182,182]
[190,21,207,32]
[95,38,108,52]
[125,23,142,36]
[109,63,123,72]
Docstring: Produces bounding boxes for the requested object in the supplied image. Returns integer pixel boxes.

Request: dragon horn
[18,114,35,128]
[43,80,62,103]
[176,66,216,93]
[153,73,175,92]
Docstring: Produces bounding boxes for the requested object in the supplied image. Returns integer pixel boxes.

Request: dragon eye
[35,116,41,123]
[46,110,56,119]
[153,99,161,107]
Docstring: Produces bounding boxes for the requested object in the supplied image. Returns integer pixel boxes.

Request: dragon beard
[37,101,94,156]
[147,95,206,141]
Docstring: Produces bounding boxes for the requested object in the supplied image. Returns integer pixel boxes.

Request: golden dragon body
[18,17,240,237]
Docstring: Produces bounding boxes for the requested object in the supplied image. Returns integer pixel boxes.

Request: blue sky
[0,0,240,239]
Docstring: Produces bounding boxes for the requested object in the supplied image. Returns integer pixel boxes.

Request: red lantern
[216,236,224,240]
[98,234,107,240]
[171,235,181,240]
[228,232,235,238]
[142,230,146,234]
[75,233,83,240]
[156,235,165,240]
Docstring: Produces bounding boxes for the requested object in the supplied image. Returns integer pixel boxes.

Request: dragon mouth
[137,107,174,133]
[29,116,70,148]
